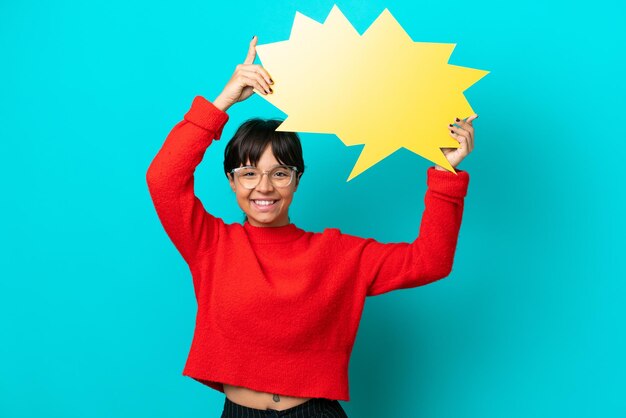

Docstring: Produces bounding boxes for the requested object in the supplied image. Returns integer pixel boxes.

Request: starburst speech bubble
[255,5,489,181]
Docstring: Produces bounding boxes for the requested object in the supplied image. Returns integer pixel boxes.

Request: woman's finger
[241,64,273,86]
[240,69,271,94]
[452,118,474,137]
[240,74,268,95]
[464,114,478,125]
[252,64,273,85]
[458,116,476,151]
[448,124,471,142]
[449,131,469,157]
[243,36,257,65]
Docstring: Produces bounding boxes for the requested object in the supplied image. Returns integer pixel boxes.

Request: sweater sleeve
[340,167,470,297]
[146,96,229,266]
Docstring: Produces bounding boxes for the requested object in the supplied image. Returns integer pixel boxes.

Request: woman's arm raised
[340,167,470,297]
[343,114,477,296]
[146,97,229,266]
[146,36,274,266]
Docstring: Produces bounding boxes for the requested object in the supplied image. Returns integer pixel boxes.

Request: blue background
[1,0,624,417]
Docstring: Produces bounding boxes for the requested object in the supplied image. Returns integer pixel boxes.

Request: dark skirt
[220,396,349,418]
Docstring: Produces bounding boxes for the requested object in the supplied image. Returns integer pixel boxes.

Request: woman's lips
[251,199,279,212]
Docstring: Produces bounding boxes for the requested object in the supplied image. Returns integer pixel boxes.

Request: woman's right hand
[213,36,274,112]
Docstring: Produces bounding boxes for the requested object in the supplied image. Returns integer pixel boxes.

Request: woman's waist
[223,383,312,411]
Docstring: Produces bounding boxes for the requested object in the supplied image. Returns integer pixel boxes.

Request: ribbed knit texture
[146,95,470,401]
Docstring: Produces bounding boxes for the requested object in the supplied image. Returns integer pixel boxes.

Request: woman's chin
[248,213,272,223]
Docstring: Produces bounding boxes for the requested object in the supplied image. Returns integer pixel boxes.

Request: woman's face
[227,144,300,227]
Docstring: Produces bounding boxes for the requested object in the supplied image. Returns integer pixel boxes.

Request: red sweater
[146,96,470,401]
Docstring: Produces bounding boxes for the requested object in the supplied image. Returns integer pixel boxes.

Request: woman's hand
[435,114,478,171]
[213,36,274,112]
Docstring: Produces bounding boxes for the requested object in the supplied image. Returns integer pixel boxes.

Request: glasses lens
[270,166,293,188]
[237,167,261,189]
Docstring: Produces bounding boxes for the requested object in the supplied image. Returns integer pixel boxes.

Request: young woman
[146,35,475,418]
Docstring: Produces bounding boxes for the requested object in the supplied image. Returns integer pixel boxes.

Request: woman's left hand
[435,114,477,171]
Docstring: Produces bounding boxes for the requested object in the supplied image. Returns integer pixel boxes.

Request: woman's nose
[256,172,274,191]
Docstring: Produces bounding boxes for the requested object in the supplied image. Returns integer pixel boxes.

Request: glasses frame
[229,165,299,189]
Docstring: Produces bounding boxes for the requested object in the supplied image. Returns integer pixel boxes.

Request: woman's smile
[251,199,280,212]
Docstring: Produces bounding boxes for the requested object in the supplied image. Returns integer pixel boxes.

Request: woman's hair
[223,118,305,222]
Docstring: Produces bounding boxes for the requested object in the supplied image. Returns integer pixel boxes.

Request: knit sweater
[146,95,470,401]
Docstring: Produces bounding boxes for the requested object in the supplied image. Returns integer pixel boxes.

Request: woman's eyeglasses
[230,165,298,189]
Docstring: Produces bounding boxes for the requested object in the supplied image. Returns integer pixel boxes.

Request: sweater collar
[243,220,305,244]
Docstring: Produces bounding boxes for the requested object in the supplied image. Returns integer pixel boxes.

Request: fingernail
[455,117,460,122]
[451,130,455,133]
[449,124,453,127]
[252,35,255,39]
[269,87,273,93]
[270,78,274,84]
